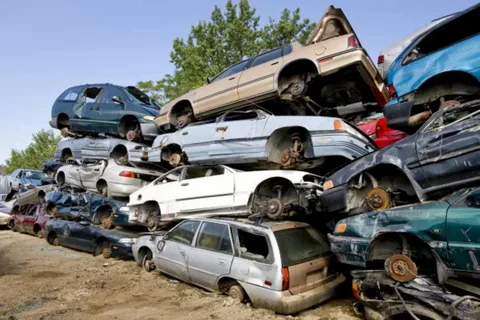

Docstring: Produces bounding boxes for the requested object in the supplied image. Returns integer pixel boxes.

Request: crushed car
[49,83,160,141]
[7,168,54,193]
[155,5,388,131]
[54,136,151,164]
[133,218,345,314]
[351,270,480,320]
[329,187,480,284]
[8,203,51,238]
[55,159,164,198]
[320,100,480,215]
[44,217,141,259]
[150,109,377,171]
[385,3,480,129]
[125,164,323,231]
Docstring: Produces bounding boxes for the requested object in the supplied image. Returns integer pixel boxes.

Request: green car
[329,188,480,283]
[50,84,160,141]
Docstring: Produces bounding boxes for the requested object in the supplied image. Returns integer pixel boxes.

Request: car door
[10,169,21,191]
[209,110,268,159]
[195,59,250,115]
[154,220,201,283]
[187,221,234,290]
[418,106,480,188]
[177,166,235,214]
[78,160,107,191]
[95,85,130,135]
[73,85,107,133]
[446,189,480,274]
[143,167,184,216]
[23,205,40,234]
[67,221,96,252]
[237,47,285,100]
[83,137,110,161]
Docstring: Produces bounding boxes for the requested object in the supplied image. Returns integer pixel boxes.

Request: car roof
[192,216,310,232]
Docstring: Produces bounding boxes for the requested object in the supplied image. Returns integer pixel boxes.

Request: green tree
[4,129,60,173]
[137,0,314,104]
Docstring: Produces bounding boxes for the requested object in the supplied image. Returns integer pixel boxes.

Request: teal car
[329,188,480,283]
[49,84,160,141]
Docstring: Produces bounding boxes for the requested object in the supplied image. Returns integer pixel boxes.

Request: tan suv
[155,6,388,130]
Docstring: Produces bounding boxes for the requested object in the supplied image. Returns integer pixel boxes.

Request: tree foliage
[4,130,60,174]
[137,0,315,104]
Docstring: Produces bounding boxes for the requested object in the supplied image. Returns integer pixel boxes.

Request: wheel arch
[57,113,70,129]
[266,126,313,164]
[275,58,320,91]
[119,115,140,138]
[168,100,194,126]
[137,246,153,266]
[92,204,113,225]
[96,179,108,192]
[161,143,183,162]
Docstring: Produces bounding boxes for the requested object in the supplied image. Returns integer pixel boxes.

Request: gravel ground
[0,229,360,320]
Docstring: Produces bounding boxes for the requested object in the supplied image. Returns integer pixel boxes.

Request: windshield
[24,170,48,180]
[274,226,330,266]
[124,86,160,109]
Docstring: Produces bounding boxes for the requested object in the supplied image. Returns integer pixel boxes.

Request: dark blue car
[44,218,143,259]
[8,168,52,192]
[49,84,160,141]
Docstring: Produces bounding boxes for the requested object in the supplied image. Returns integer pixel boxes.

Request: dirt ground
[0,230,360,320]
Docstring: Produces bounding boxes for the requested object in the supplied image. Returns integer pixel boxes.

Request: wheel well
[93,205,113,225]
[110,144,128,160]
[414,71,480,106]
[46,202,56,215]
[47,231,57,244]
[38,190,46,202]
[57,113,70,129]
[61,148,73,160]
[217,277,248,296]
[161,143,182,162]
[119,115,139,138]
[252,177,298,212]
[33,224,41,234]
[96,179,107,192]
[57,171,66,184]
[141,201,160,217]
[96,236,108,246]
[277,59,319,92]
[138,246,153,265]
[266,126,312,164]
[169,100,194,126]
[366,232,437,274]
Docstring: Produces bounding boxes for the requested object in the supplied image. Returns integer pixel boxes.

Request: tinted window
[183,166,223,180]
[251,48,283,67]
[59,86,83,101]
[213,60,250,81]
[274,226,330,266]
[197,222,232,254]
[237,229,272,263]
[167,220,200,245]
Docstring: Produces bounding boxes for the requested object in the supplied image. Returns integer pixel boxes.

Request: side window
[100,87,125,104]
[213,60,250,82]
[426,107,477,131]
[236,229,272,264]
[251,48,283,68]
[454,189,480,208]
[79,87,103,104]
[59,86,83,102]
[183,166,224,180]
[166,220,200,245]
[197,222,232,254]
[155,168,182,185]
[222,110,259,122]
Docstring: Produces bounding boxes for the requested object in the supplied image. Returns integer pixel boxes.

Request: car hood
[141,105,160,116]
[306,5,358,45]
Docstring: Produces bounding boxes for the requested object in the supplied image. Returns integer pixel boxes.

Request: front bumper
[328,234,370,267]
[110,243,134,259]
[49,118,58,129]
[140,122,159,140]
[319,184,348,213]
[243,273,345,314]
[111,212,134,228]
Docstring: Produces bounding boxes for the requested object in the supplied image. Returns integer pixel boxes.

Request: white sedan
[125,165,323,231]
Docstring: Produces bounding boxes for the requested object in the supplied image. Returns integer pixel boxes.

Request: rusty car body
[8,203,51,237]
[320,100,480,214]
[149,109,376,172]
[155,6,388,131]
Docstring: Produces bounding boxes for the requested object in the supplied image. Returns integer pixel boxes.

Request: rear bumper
[110,243,133,259]
[319,184,348,213]
[328,234,369,267]
[108,180,146,198]
[243,273,345,314]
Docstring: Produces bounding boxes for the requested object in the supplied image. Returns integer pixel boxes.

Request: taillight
[387,84,396,97]
[119,171,136,178]
[377,55,384,65]
[281,267,290,290]
[347,35,360,48]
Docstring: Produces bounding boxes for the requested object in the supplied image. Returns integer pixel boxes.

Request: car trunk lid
[306,5,359,46]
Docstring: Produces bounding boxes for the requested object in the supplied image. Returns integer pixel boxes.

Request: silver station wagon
[132,218,345,314]
[149,109,376,172]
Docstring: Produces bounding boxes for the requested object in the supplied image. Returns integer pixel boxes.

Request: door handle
[216,126,228,132]
[217,259,226,266]
[228,77,235,80]
[180,182,189,186]
[270,61,279,65]
[179,250,186,256]
[94,169,100,171]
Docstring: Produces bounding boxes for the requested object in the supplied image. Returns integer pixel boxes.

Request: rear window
[274,227,330,267]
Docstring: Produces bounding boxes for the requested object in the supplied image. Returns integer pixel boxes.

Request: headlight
[119,206,130,213]
[143,116,155,121]
[118,238,137,244]
[323,180,334,190]
[334,223,347,233]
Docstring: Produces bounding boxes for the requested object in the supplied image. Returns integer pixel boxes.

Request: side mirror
[206,77,212,84]
[112,96,124,104]
[466,194,480,208]
[79,220,90,226]
[157,239,165,252]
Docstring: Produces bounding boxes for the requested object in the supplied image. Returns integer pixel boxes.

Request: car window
[196,222,232,254]
[24,171,48,180]
[274,226,330,267]
[155,168,183,184]
[222,110,259,122]
[404,7,480,64]
[213,59,250,82]
[78,86,104,104]
[236,229,272,264]
[124,86,159,109]
[99,86,125,104]
[183,166,224,180]
[166,220,200,245]
[426,106,480,131]
[251,48,283,67]
[59,86,84,102]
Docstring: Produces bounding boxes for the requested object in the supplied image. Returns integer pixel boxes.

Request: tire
[228,284,246,303]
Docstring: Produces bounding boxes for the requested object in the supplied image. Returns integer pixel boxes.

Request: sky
[0,0,477,164]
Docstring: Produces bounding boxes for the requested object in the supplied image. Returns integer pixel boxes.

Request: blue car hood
[23,178,43,186]
[141,105,159,116]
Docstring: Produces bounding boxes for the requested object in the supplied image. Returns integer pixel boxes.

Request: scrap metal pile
[2,3,480,318]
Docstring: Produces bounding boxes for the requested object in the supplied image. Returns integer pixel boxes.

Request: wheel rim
[386,254,417,282]
[366,188,392,211]
[169,153,181,167]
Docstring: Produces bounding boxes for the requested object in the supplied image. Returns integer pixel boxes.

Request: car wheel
[228,284,246,303]
[142,251,155,272]
[146,215,159,232]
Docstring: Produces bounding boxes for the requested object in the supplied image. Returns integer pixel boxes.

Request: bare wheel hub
[60,127,69,137]
[439,98,461,110]
[126,130,138,141]
[289,81,306,97]
[266,198,284,219]
[176,108,193,127]
[366,188,392,211]
[385,254,417,282]
[280,135,305,168]
[169,153,182,167]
